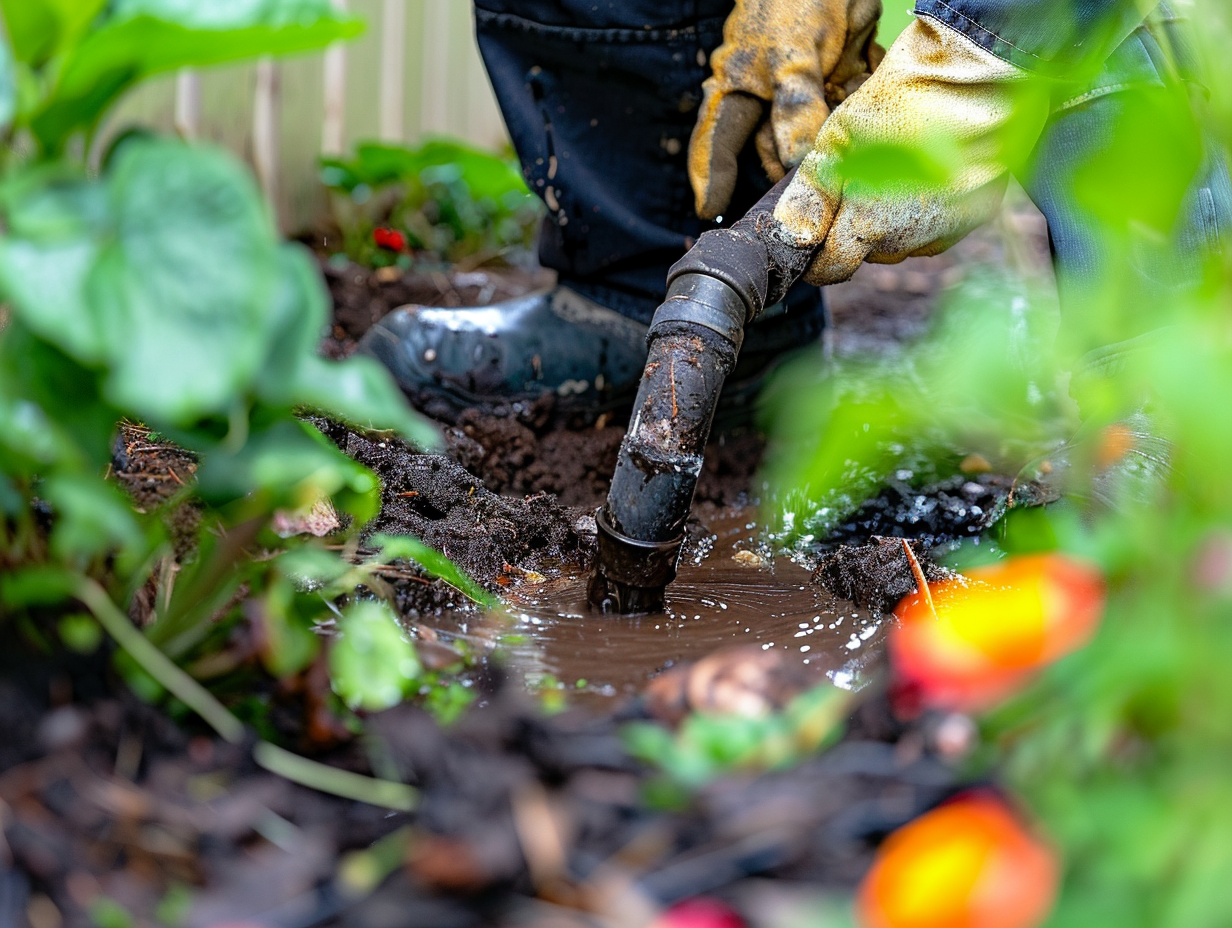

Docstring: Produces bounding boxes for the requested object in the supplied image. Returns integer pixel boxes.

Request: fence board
[98,0,508,233]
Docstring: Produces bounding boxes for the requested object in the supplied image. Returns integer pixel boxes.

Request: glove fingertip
[772,169,837,249]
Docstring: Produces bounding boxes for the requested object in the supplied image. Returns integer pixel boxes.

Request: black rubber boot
[358,283,826,423]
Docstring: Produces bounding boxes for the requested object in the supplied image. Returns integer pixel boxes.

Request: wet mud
[427,507,887,705]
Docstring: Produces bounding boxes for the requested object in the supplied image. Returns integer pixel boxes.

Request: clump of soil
[343,429,592,588]
[111,422,198,511]
[445,404,764,510]
[813,537,955,615]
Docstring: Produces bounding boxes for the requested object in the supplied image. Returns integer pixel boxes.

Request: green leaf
[59,613,104,653]
[368,532,495,607]
[294,356,442,449]
[93,139,277,422]
[0,168,110,362]
[41,472,144,562]
[1072,85,1204,235]
[0,323,118,471]
[0,564,79,606]
[329,600,420,712]
[30,0,362,150]
[256,245,440,448]
[275,545,354,587]
[0,0,107,65]
[256,576,321,678]
[1,143,280,426]
[194,418,380,525]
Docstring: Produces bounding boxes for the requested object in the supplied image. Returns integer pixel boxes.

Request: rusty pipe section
[588,169,817,614]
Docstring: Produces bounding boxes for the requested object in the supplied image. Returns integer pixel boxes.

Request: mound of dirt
[343,430,593,589]
[444,404,764,511]
[817,473,1048,554]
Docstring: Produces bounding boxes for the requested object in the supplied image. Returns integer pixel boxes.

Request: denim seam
[474,9,725,43]
[1052,81,1139,114]
[913,3,1042,72]
[1200,187,1222,254]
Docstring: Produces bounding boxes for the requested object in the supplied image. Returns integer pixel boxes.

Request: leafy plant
[0,0,486,780]
[623,683,851,794]
[762,9,1232,921]
[321,138,542,267]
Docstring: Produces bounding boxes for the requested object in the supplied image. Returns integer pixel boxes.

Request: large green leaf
[293,356,442,449]
[31,0,362,150]
[0,167,109,361]
[0,323,118,472]
[41,472,144,562]
[92,139,278,422]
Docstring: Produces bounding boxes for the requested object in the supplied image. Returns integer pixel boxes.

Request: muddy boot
[359,283,826,423]
[357,285,648,422]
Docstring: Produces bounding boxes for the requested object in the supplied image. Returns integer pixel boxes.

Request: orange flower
[857,793,1059,928]
[890,554,1104,712]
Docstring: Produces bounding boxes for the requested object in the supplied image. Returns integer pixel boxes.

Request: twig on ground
[901,539,938,620]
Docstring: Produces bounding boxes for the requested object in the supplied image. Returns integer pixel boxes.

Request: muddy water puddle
[427,507,887,705]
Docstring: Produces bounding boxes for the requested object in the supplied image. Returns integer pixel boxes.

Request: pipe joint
[651,273,748,352]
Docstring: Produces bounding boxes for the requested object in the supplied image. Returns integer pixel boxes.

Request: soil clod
[812,537,954,615]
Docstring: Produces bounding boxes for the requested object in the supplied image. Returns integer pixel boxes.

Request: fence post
[174,70,201,140]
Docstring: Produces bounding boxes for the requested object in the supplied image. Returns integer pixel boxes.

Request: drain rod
[589,170,818,614]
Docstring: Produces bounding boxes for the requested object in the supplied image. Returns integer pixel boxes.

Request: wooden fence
[105,0,508,233]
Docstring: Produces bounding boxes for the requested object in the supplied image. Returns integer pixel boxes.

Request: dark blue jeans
[474,0,828,325]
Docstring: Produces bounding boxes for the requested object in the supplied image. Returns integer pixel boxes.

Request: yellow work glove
[773,15,1051,284]
[689,0,884,220]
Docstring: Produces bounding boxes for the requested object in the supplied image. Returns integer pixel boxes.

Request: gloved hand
[689,0,884,220]
[773,15,1052,284]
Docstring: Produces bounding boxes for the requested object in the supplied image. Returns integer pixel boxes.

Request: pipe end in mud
[588,506,682,615]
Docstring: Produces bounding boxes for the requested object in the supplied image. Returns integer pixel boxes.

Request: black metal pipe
[589,169,818,614]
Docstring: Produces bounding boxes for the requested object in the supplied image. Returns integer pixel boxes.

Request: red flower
[373,226,408,252]
[890,554,1105,713]
[651,898,746,928]
[857,792,1059,928]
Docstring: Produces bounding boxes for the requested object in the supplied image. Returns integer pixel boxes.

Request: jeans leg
[473,0,823,326]
[1024,88,1232,355]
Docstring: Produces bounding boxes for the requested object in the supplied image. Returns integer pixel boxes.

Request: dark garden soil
[2,205,1056,927]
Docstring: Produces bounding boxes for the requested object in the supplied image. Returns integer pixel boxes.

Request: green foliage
[760,266,1066,549]
[368,533,496,607]
[763,5,1232,920]
[321,138,542,267]
[0,0,362,154]
[89,897,134,928]
[0,0,486,742]
[623,684,851,789]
